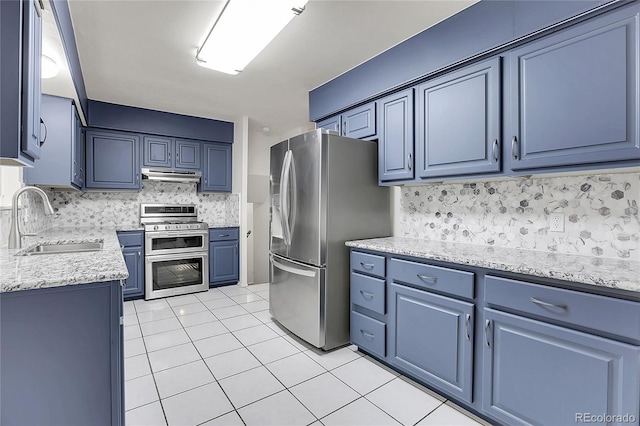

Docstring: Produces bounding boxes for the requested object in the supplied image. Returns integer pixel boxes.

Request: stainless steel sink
[19,241,104,255]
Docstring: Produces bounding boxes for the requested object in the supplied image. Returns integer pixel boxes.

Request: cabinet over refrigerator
[269,129,391,350]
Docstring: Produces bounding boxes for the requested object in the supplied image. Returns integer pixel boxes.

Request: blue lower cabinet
[483,308,640,425]
[117,231,144,300]
[0,281,124,425]
[388,282,474,403]
[209,228,239,286]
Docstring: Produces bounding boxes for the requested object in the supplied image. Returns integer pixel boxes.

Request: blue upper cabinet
[378,89,414,182]
[416,57,501,178]
[175,139,201,170]
[316,103,376,139]
[21,0,43,161]
[142,136,172,168]
[86,130,141,190]
[24,95,84,189]
[142,136,201,170]
[200,142,232,193]
[508,4,640,171]
[0,0,43,166]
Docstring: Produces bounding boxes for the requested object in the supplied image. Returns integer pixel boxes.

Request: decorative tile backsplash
[400,172,639,260]
[0,181,239,248]
[48,181,239,229]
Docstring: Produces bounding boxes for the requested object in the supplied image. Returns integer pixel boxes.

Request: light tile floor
[124,283,488,426]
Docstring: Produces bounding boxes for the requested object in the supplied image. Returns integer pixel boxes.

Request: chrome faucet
[8,186,54,249]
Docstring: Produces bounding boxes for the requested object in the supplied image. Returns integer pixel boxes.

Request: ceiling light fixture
[41,55,59,79]
[196,0,308,75]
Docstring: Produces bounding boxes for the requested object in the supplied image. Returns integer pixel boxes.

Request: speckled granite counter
[346,237,640,294]
[0,226,128,293]
[209,223,240,229]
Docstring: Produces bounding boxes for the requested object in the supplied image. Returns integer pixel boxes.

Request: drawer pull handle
[484,319,491,348]
[360,262,375,270]
[530,297,567,310]
[219,234,230,237]
[417,274,437,284]
[360,330,375,340]
[359,290,374,300]
[465,313,471,341]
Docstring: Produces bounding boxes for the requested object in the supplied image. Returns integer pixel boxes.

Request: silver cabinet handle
[530,297,567,310]
[407,153,412,170]
[492,139,499,163]
[120,244,124,251]
[359,290,374,300]
[360,262,375,270]
[416,274,437,284]
[168,152,171,161]
[120,279,126,288]
[484,319,491,348]
[343,121,347,136]
[360,330,375,340]
[465,313,471,341]
[136,173,139,184]
[219,234,230,237]
[511,136,519,160]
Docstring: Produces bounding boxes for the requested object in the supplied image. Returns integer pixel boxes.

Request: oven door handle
[145,252,208,262]
[146,231,207,239]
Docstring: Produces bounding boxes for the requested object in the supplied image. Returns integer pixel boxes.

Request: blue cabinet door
[416,57,501,178]
[343,102,376,139]
[483,308,640,425]
[175,139,201,170]
[200,142,232,192]
[121,246,144,300]
[142,135,172,168]
[209,240,239,285]
[508,5,640,171]
[378,88,414,182]
[388,282,474,403]
[316,116,341,134]
[86,130,141,189]
[21,0,42,160]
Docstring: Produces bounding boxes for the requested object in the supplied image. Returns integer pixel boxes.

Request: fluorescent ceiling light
[41,55,59,79]
[196,0,308,75]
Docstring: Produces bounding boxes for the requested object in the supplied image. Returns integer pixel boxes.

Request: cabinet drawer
[209,228,239,242]
[351,273,385,314]
[389,258,474,299]
[351,311,386,358]
[351,251,385,278]
[117,231,143,248]
[485,276,640,342]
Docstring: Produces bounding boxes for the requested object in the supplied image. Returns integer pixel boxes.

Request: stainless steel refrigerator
[269,129,391,350]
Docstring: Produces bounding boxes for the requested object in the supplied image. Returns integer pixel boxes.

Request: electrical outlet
[549,213,565,232]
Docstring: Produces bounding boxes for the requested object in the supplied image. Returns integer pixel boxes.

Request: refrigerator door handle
[270,255,317,278]
[281,150,293,246]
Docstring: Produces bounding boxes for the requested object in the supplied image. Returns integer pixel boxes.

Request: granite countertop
[0,226,129,293]
[346,237,640,294]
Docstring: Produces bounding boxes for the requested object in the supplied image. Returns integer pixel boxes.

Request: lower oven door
[145,252,209,300]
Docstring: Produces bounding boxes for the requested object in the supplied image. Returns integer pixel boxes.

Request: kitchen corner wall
[399,171,639,261]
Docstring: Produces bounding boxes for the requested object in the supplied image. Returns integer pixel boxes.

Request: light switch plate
[549,213,565,232]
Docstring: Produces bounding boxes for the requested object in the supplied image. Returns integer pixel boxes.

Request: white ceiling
[46,0,476,137]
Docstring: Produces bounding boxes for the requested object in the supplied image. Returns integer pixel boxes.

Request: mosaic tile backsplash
[400,172,640,260]
[0,181,239,248]
[47,181,239,229]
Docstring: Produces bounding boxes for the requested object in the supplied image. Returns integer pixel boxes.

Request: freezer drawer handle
[360,330,375,341]
[359,290,374,300]
[416,274,438,284]
[359,262,375,270]
[270,257,316,278]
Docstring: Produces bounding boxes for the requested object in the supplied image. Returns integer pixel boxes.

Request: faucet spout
[8,186,55,249]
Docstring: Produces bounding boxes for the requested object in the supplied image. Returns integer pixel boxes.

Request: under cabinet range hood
[141,168,202,184]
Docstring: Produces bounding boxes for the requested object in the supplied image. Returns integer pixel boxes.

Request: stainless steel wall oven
[141,204,209,300]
